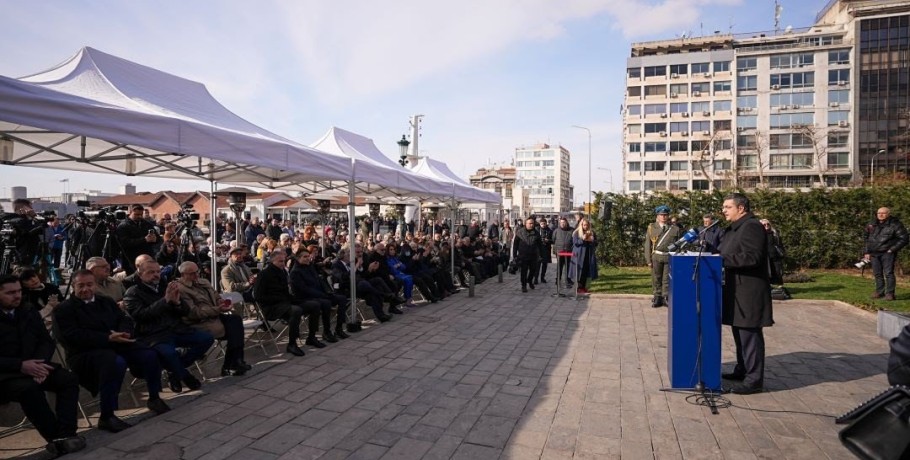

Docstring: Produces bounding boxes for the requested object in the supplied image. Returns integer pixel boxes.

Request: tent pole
[210,180,218,289]
[450,184,456,285]
[348,160,357,329]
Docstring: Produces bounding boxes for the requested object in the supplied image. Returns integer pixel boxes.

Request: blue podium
[668,253,723,391]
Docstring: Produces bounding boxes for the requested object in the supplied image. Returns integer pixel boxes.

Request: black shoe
[323,331,338,343]
[286,343,306,356]
[346,323,361,333]
[221,361,251,377]
[389,306,404,315]
[529,283,535,290]
[378,314,392,323]
[335,329,350,339]
[305,337,327,348]
[722,372,745,381]
[651,295,663,308]
[147,397,171,415]
[183,374,202,391]
[521,286,528,293]
[236,361,252,372]
[726,383,763,395]
[48,436,86,456]
[167,372,182,393]
[540,278,548,284]
[98,415,132,433]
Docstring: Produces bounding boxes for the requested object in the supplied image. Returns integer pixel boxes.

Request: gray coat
[719,213,773,328]
[553,226,574,255]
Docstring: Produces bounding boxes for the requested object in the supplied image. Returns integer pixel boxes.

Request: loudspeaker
[598,201,612,221]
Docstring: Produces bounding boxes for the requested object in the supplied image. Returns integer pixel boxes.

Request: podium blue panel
[668,254,723,390]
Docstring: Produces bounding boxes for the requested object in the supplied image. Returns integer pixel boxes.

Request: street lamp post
[397,135,411,167]
[572,125,592,212]
[872,149,885,186]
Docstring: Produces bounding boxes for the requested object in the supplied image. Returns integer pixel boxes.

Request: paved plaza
[1,276,892,459]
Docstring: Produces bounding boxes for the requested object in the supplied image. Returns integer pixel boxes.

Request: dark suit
[331,259,385,319]
[116,218,158,274]
[513,227,542,289]
[54,295,163,417]
[0,306,79,442]
[254,263,305,342]
[290,263,347,332]
[124,283,213,381]
[719,212,773,388]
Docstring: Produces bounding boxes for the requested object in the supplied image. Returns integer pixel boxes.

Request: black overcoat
[719,213,773,328]
[0,306,56,386]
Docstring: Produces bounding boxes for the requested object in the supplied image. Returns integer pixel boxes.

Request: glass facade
[858,14,910,179]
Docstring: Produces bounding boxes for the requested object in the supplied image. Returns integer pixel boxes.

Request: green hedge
[589,185,910,271]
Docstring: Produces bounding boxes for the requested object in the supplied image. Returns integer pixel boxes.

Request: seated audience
[289,248,350,342]
[332,245,391,323]
[253,249,311,356]
[86,256,126,303]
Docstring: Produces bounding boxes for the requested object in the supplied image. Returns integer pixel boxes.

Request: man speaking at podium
[718,193,773,395]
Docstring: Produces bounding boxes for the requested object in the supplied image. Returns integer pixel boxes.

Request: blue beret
[655,205,671,215]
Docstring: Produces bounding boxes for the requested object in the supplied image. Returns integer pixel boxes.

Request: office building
[513,143,572,215]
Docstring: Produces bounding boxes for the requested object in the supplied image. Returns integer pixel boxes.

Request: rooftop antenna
[774,0,783,34]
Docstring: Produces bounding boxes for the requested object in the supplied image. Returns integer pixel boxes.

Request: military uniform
[644,206,680,307]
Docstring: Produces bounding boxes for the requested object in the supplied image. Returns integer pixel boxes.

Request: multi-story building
[622,0,910,193]
[469,164,517,221]
[513,143,572,215]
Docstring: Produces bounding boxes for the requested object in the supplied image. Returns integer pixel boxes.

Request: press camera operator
[116,204,159,275]
[2,199,45,270]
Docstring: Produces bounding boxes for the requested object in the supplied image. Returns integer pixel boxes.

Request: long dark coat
[0,306,56,386]
[718,213,773,328]
[569,233,599,281]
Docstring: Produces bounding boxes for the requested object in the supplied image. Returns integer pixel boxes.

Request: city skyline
[1,0,827,200]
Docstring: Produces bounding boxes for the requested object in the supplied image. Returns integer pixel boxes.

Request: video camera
[176,204,200,226]
[75,200,128,224]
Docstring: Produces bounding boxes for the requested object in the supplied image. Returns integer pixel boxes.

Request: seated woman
[385,244,416,307]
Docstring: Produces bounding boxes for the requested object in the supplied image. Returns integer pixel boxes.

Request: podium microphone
[698,219,721,235]
[667,228,699,252]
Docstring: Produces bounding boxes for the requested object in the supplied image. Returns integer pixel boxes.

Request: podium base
[659,386,729,415]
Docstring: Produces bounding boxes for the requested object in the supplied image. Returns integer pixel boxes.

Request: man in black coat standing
[0,275,86,456]
[718,193,773,395]
[55,270,169,432]
[513,217,543,293]
[116,204,159,275]
[863,207,909,301]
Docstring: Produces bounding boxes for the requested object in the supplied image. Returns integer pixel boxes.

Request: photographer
[44,217,66,269]
[863,207,909,301]
[116,204,159,275]
[5,199,44,268]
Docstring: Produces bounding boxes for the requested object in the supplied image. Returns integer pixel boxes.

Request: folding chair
[221,291,269,356]
[53,344,94,428]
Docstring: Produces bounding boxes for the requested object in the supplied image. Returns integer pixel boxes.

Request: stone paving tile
[9,282,894,460]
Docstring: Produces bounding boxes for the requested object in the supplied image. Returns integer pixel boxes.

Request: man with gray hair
[86,257,126,303]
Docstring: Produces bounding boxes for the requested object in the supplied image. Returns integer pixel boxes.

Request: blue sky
[0,0,829,203]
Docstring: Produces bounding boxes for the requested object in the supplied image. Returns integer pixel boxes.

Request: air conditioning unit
[703,130,711,135]
[780,105,790,110]
[838,120,850,127]
[737,126,745,132]
[829,101,840,107]
[704,72,712,78]
[792,104,801,109]
[838,80,848,86]
[693,91,702,96]
[694,170,703,176]
[670,92,679,98]
[660,113,668,118]
[703,111,711,116]
[681,131,689,136]
[771,84,781,90]
[659,131,668,137]
[682,112,690,118]
[671,73,679,78]
[744,107,754,112]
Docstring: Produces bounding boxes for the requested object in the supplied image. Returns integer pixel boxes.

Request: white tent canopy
[0,47,401,195]
[410,157,500,204]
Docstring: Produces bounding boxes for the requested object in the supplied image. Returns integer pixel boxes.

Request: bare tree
[791,123,829,188]
[733,130,768,189]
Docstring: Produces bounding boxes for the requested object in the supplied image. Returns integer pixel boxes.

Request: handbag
[836,385,910,460]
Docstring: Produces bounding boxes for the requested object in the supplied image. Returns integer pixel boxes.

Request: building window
[669,180,688,191]
[645,161,666,171]
[692,62,710,73]
[714,100,732,112]
[669,64,688,75]
[691,120,710,132]
[644,85,667,96]
[827,152,850,169]
[669,83,688,96]
[691,82,710,94]
[628,124,641,134]
[828,50,849,65]
[644,142,667,152]
[670,122,688,134]
[670,102,689,114]
[542,160,554,166]
[713,61,731,72]
[691,101,711,113]
[692,180,710,190]
[629,161,641,171]
[670,141,688,152]
[770,92,815,107]
[691,140,710,152]
[670,160,688,171]
[828,132,849,147]
[737,154,757,170]
[737,57,757,71]
[828,110,849,126]
[737,75,757,91]
[770,72,814,89]
[644,65,667,77]
[770,53,814,69]
[644,180,666,191]
[829,69,850,84]
[628,67,642,78]
[714,159,732,171]
[770,113,814,129]
[644,123,667,133]
[714,139,732,151]
[628,181,641,191]
[644,104,667,115]
[737,95,757,108]
[737,135,757,149]
[770,133,813,149]
[828,89,849,104]
[628,86,642,97]
[627,105,641,116]
[713,119,732,131]
[628,142,642,153]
